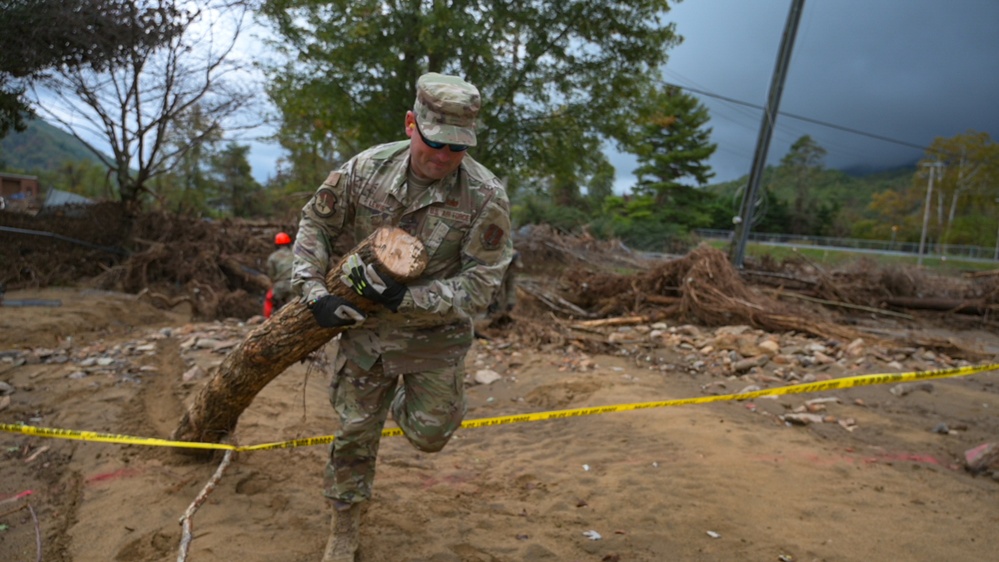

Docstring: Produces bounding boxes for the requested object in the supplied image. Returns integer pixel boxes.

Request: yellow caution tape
[2,363,996,452]
[443,361,999,432]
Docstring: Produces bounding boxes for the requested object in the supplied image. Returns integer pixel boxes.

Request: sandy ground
[2,287,999,562]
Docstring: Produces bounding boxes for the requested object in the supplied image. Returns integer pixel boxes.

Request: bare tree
[1,0,185,136]
[32,0,258,210]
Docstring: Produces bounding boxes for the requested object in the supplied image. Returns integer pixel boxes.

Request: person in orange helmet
[265,231,295,316]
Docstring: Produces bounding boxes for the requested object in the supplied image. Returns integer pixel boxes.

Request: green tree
[862,184,923,243]
[160,104,225,215]
[38,159,113,199]
[922,131,999,246]
[741,184,790,234]
[585,159,616,208]
[210,142,263,218]
[628,86,716,205]
[264,88,342,198]
[589,193,690,252]
[259,0,681,196]
[512,190,590,234]
[779,134,826,234]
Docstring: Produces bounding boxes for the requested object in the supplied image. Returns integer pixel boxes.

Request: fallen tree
[884,296,996,316]
[170,227,428,448]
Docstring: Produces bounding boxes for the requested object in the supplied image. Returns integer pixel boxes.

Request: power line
[669,82,929,152]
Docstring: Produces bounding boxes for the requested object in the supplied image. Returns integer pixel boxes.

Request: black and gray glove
[341,254,408,312]
[307,294,366,328]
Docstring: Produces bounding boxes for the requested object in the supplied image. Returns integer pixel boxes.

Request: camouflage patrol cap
[413,72,480,147]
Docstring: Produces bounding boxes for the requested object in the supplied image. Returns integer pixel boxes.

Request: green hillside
[0,119,108,173]
[703,164,916,236]
[705,165,914,208]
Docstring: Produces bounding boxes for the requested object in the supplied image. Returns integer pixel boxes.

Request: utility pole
[917,162,943,267]
[730,0,806,267]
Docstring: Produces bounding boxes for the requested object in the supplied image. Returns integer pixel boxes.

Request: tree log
[218,255,271,292]
[170,227,428,448]
[884,296,994,315]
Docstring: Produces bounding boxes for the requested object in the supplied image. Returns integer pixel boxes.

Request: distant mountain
[0,119,108,174]
[838,160,919,178]
[705,163,914,195]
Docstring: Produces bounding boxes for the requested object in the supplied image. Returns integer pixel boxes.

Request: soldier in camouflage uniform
[266,232,295,313]
[291,72,513,562]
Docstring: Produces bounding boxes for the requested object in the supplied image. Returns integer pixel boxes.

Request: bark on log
[219,256,271,292]
[170,227,428,448]
[884,296,993,315]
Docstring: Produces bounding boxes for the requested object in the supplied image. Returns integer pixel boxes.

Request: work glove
[307,294,366,328]
[341,254,407,312]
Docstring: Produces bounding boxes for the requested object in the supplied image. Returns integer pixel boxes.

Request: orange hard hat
[275,232,292,245]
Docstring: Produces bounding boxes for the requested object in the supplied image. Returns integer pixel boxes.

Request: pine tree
[630,86,717,206]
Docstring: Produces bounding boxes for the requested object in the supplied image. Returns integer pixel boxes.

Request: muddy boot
[321,501,361,562]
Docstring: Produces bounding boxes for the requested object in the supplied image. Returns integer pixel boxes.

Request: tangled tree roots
[2,204,295,320]
[547,244,864,344]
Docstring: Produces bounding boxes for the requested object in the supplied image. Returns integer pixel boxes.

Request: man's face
[405,111,466,181]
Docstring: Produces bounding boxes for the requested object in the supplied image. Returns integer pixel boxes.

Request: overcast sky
[628,0,999,189]
[246,0,999,191]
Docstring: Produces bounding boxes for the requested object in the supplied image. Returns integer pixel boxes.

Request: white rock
[758,340,781,356]
[474,369,502,385]
[846,338,866,356]
[182,365,206,383]
[195,338,223,349]
[714,325,749,336]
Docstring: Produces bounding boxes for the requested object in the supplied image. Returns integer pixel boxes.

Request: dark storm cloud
[622,0,999,187]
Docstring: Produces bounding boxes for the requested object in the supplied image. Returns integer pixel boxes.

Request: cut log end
[373,227,429,280]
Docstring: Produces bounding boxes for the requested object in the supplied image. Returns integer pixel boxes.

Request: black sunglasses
[414,121,469,152]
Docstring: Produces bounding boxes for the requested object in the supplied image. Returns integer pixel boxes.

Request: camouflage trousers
[324,354,467,504]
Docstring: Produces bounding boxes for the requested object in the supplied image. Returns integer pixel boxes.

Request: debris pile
[4,204,996,331]
[2,205,295,319]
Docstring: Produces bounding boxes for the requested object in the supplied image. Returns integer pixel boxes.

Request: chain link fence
[695,229,999,262]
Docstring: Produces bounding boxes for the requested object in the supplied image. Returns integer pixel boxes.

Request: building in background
[0,172,40,212]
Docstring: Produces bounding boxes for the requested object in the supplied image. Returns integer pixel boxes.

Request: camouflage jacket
[266,247,295,300]
[292,141,513,374]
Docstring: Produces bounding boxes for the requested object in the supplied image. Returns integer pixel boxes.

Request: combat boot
[321,501,361,562]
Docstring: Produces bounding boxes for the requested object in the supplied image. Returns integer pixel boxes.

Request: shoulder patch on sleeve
[313,187,338,218]
[480,223,505,251]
